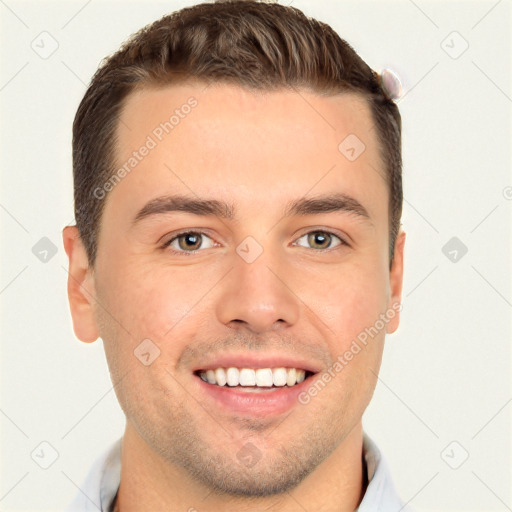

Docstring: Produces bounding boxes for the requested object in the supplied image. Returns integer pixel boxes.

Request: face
[64,82,404,496]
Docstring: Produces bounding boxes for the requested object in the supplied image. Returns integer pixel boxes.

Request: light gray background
[1,1,511,511]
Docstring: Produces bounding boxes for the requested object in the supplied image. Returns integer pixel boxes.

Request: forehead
[109,82,387,225]
[118,82,377,152]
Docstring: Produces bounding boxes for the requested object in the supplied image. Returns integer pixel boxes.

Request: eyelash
[161,229,348,256]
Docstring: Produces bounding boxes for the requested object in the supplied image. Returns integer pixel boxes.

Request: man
[63,1,409,510]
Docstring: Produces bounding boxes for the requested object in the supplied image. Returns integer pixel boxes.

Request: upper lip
[192,353,322,374]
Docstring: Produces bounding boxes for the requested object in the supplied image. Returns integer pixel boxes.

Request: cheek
[95,261,217,359]
[303,260,390,346]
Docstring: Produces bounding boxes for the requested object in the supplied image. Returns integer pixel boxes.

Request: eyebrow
[284,193,369,219]
[132,192,370,225]
[133,195,235,224]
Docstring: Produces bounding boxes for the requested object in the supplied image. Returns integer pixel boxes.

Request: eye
[162,231,216,254]
[293,230,345,251]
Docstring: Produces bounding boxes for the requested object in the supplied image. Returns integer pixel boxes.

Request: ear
[386,229,405,334]
[62,226,99,343]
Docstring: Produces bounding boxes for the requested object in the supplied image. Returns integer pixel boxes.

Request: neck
[114,422,366,512]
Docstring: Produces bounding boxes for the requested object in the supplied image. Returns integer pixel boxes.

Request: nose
[215,248,300,334]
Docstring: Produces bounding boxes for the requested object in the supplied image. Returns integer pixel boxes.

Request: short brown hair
[72,0,402,266]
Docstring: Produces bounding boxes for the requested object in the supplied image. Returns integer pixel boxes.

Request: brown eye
[294,231,343,250]
[165,231,215,253]
[179,233,202,251]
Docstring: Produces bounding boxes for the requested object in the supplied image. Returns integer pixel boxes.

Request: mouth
[193,367,315,391]
[192,363,319,417]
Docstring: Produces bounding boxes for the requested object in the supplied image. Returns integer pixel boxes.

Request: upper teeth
[199,367,307,387]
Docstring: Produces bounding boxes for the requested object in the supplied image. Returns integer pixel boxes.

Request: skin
[63,82,405,512]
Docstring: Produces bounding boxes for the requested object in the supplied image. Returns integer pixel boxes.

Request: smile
[196,367,311,389]
[193,363,318,416]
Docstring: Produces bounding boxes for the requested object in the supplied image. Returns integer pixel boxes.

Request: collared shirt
[64,433,413,512]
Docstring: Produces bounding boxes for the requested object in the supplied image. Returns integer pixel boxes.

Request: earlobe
[386,230,406,334]
[62,226,99,343]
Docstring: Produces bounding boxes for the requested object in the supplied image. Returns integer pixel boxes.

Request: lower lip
[194,375,314,417]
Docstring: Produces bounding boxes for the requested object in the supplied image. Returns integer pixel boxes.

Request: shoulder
[357,433,415,512]
[63,438,122,512]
